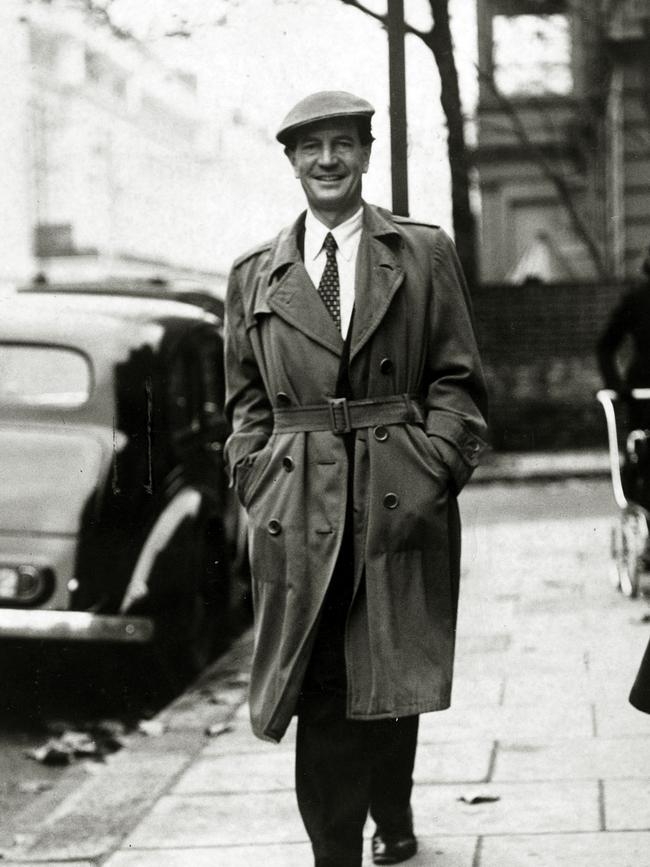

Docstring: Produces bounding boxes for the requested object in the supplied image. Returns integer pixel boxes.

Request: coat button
[267,518,282,535]
[282,456,295,472]
[383,492,399,510]
[380,357,394,375]
[276,391,291,406]
[373,425,389,442]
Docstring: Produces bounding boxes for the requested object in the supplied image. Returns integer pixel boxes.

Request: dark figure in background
[597,246,650,432]
[598,247,650,714]
[224,91,488,866]
[597,246,650,513]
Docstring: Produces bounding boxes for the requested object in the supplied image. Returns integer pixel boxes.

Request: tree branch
[476,63,608,278]
[25,0,135,41]
[337,0,430,41]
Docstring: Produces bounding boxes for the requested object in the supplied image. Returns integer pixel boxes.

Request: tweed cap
[276,91,375,145]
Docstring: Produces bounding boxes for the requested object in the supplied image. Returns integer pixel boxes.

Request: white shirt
[304,206,363,340]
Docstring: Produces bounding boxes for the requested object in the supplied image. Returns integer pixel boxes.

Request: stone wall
[472,280,636,451]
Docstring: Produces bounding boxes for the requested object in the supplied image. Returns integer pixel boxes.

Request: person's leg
[295,693,371,867]
[369,715,419,864]
[368,715,419,833]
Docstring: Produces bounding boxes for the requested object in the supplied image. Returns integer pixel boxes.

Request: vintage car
[0,289,241,688]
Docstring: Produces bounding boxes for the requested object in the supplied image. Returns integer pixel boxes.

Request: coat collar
[350,203,404,361]
[264,202,404,358]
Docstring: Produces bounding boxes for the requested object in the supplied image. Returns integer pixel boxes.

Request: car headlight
[0,565,53,605]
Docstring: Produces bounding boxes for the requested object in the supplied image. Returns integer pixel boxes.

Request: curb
[1,631,254,864]
[471,450,611,484]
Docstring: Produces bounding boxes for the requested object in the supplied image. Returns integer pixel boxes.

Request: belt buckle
[328,397,352,434]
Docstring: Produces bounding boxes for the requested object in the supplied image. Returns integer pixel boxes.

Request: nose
[318,144,337,166]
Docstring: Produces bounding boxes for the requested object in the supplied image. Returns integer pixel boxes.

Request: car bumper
[0,608,154,643]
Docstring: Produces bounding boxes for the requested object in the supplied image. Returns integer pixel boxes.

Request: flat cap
[276,90,375,145]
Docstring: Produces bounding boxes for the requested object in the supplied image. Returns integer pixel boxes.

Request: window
[492,14,573,96]
[0,345,91,408]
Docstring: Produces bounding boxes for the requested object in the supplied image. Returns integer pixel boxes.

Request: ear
[361,142,372,174]
[285,147,300,178]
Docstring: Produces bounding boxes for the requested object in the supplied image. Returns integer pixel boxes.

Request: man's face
[287,119,371,223]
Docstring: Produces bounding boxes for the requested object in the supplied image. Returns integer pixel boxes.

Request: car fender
[119,487,202,613]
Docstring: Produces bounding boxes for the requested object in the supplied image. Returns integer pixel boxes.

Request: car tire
[617,507,646,599]
[136,515,231,697]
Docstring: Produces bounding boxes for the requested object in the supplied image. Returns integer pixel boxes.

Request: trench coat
[224,202,488,743]
[630,634,650,714]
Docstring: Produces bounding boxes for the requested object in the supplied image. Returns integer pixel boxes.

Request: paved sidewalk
[3,485,650,866]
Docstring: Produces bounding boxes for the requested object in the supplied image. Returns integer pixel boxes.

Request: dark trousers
[295,535,418,867]
[296,694,418,867]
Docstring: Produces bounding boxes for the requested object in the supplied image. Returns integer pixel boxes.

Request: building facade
[475,0,650,283]
[0,1,229,289]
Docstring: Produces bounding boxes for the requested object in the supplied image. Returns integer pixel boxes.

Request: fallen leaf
[205,722,234,738]
[458,793,501,805]
[25,743,72,766]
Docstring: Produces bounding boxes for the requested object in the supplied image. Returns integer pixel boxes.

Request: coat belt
[272,395,424,435]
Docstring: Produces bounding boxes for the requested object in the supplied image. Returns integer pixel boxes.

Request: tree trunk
[426,0,477,289]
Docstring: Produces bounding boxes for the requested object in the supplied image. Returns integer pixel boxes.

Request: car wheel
[137,515,231,695]
[618,507,646,599]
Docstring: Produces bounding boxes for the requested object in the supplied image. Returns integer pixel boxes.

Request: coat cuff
[426,412,488,493]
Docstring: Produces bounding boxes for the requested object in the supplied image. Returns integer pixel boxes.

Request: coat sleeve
[223,264,273,492]
[424,230,489,493]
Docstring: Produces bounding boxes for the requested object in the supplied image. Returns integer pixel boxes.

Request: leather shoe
[371,829,418,864]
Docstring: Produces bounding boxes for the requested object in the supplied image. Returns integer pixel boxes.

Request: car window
[0,344,91,407]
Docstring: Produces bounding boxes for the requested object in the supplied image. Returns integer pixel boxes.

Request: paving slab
[450,675,504,708]
[412,780,599,835]
[173,750,294,794]
[594,702,650,738]
[105,843,313,867]
[456,601,518,635]
[502,673,593,706]
[479,831,650,866]
[3,752,189,862]
[105,835,478,867]
[203,712,296,754]
[125,791,306,848]
[493,736,650,781]
[604,779,650,830]
[417,702,594,743]
[414,741,494,784]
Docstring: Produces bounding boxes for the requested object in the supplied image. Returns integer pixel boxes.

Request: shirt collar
[304,206,364,263]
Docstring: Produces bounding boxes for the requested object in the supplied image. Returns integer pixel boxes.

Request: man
[224,91,488,867]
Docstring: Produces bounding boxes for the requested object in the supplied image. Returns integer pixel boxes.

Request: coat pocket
[236,444,274,509]
[408,425,451,487]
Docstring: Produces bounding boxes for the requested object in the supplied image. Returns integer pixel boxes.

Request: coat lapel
[350,204,404,362]
[263,213,343,356]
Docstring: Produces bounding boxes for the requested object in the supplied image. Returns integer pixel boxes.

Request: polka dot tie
[317,232,341,331]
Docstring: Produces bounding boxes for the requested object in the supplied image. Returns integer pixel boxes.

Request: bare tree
[339,0,478,288]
